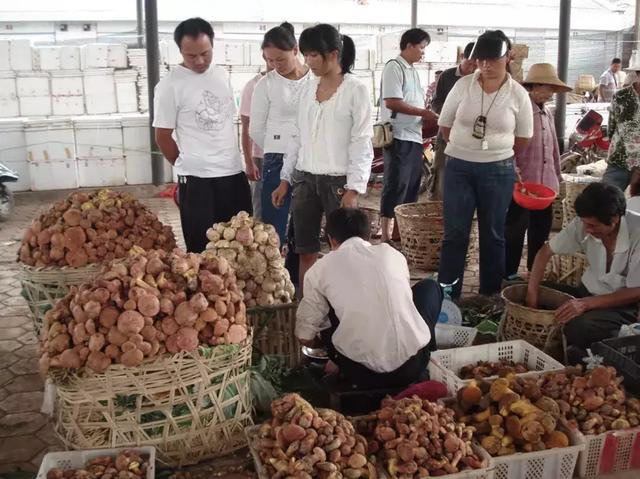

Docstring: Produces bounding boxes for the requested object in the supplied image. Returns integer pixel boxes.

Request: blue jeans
[438,157,516,299]
[261,153,291,247]
[602,163,630,192]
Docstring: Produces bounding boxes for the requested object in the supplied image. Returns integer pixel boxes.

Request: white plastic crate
[436,323,478,349]
[576,426,640,477]
[492,427,584,479]
[37,447,155,479]
[429,340,564,395]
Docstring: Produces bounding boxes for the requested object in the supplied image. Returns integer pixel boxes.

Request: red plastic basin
[513,182,557,210]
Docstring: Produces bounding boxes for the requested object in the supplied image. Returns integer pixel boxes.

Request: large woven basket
[562,175,600,227]
[551,182,566,231]
[500,284,574,353]
[19,263,101,336]
[51,336,253,467]
[394,202,477,271]
[247,303,301,368]
[544,253,588,287]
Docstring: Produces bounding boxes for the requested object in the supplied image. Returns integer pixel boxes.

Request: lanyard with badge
[472,78,505,150]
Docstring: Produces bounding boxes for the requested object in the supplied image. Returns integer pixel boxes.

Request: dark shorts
[380,138,424,218]
[291,170,345,254]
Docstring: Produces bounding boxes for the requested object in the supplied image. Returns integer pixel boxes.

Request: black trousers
[505,200,553,277]
[177,172,252,253]
[321,278,442,390]
[544,282,637,364]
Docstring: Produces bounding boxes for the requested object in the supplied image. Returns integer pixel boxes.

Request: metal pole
[145,0,164,185]
[555,0,571,153]
[411,0,418,28]
[635,0,640,48]
[136,0,144,48]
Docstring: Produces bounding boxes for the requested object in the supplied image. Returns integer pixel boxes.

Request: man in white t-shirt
[153,18,252,252]
[598,58,622,102]
[379,28,438,243]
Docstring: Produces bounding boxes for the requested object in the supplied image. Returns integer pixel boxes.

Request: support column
[555,0,571,154]
[145,0,164,185]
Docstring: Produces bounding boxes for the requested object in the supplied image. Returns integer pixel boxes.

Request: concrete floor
[0,186,635,479]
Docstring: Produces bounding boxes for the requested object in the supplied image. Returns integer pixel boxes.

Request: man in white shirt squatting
[526,183,640,365]
[153,18,252,253]
[296,208,442,389]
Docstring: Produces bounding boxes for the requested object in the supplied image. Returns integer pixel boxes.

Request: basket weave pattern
[544,253,588,287]
[551,182,566,231]
[51,337,253,467]
[247,303,301,368]
[19,263,101,335]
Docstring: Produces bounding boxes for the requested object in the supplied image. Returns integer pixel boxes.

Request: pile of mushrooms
[454,376,571,455]
[254,393,376,479]
[18,189,176,268]
[538,365,640,435]
[46,449,150,479]
[39,248,248,375]
[458,360,530,380]
[355,396,486,477]
[205,211,295,307]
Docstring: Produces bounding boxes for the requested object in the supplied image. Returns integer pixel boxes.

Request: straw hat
[522,63,572,92]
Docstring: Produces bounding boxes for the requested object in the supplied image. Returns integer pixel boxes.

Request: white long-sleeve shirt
[249,69,312,154]
[281,74,374,193]
[296,237,432,373]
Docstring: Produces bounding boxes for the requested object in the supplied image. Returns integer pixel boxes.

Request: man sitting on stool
[526,183,640,364]
[295,207,442,389]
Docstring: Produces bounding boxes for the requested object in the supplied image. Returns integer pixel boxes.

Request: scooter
[0,162,18,222]
[560,109,610,173]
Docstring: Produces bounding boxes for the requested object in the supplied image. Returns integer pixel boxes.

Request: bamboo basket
[394,202,477,271]
[51,335,253,467]
[500,284,574,353]
[247,303,301,368]
[544,253,588,287]
[552,182,566,231]
[19,263,101,336]
[360,206,381,238]
[562,175,600,227]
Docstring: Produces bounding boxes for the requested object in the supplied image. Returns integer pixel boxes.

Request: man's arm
[154,128,179,165]
[240,115,260,181]
[526,242,555,308]
[555,288,640,324]
[384,98,435,119]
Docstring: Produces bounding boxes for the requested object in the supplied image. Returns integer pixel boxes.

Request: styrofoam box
[51,71,83,96]
[0,98,20,117]
[83,69,117,114]
[115,73,138,113]
[107,43,128,68]
[37,447,155,479]
[4,159,30,191]
[10,39,33,71]
[0,119,26,160]
[24,119,75,162]
[60,46,81,70]
[17,73,50,97]
[77,157,126,187]
[37,47,62,71]
[428,339,565,395]
[0,40,10,71]
[0,71,17,101]
[576,426,640,478]
[29,159,78,190]
[73,116,123,157]
[52,96,84,116]
[82,43,109,69]
[19,96,52,117]
[125,153,152,185]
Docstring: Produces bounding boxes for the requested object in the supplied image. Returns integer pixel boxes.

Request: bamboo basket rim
[395,201,443,219]
[501,284,574,315]
[246,302,298,314]
[19,262,101,282]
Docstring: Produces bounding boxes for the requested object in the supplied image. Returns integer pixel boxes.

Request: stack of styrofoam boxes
[0,71,19,118]
[0,119,29,191]
[83,69,117,114]
[17,71,52,117]
[128,48,167,112]
[114,70,139,113]
[121,113,152,184]
[24,118,77,190]
[73,116,125,187]
[50,71,85,115]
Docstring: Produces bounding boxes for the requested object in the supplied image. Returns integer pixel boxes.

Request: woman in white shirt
[437,30,533,299]
[272,23,374,292]
[250,22,311,247]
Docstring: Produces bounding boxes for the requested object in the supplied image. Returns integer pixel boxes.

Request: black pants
[544,282,637,364]
[321,278,442,390]
[380,139,424,218]
[505,200,553,277]
[177,173,252,253]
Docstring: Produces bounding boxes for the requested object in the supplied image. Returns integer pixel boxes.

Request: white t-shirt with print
[153,65,243,178]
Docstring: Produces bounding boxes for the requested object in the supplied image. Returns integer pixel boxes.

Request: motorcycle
[0,162,19,222]
[560,109,610,173]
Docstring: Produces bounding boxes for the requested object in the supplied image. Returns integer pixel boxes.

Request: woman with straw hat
[504,63,571,280]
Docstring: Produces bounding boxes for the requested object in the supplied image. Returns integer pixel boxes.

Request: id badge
[481,140,489,151]
[472,115,487,139]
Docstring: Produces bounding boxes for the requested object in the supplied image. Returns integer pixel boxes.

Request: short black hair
[400,28,431,50]
[262,22,296,51]
[575,182,626,225]
[174,17,214,49]
[325,208,370,243]
[463,42,475,59]
[612,58,622,64]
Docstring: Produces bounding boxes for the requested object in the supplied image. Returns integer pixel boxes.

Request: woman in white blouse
[272,23,374,293]
[437,30,533,299]
[249,22,311,246]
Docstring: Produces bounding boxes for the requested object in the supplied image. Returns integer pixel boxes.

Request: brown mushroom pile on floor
[46,449,151,479]
[18,189,176,268]
[39,248,247,375]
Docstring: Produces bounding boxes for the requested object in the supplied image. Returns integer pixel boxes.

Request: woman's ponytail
[340,34,355,74]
